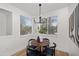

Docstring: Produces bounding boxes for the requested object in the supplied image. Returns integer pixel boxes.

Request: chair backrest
[50,42,56,56]
[28,39,38,46]
[43,38,50,47]
[27,39,38,56]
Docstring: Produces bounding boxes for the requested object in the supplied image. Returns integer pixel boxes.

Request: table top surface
[31,39,49,46]
[30,39,49,52]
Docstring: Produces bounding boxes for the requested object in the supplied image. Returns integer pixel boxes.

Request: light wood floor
[12,48,69,56]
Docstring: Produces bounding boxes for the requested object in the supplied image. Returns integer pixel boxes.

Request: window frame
[37,16,58,35]
[20,15,33,36]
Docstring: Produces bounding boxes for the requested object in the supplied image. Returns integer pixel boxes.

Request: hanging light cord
[39,4,42,23]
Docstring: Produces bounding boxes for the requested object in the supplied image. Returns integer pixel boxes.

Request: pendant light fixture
[34,4,47,24]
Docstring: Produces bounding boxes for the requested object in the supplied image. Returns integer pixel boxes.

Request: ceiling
[10,3,74,16]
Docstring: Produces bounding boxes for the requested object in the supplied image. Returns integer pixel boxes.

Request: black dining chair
[42,38,56,56]
[26,39,38,56]
[50,42,56,56]
[40,38,51,56]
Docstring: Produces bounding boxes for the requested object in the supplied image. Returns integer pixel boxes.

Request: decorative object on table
[37,36,40,43]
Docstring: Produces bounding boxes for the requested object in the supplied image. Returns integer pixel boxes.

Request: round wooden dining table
[31,39,49,52]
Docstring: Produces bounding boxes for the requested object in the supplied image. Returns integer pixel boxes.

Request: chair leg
[53,48,55,56]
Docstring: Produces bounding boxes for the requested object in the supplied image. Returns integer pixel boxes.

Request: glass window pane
[48,16,58,34]
[20,15,32,35]
[38,18,47,34]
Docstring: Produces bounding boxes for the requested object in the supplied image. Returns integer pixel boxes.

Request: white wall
[0,4,32,56]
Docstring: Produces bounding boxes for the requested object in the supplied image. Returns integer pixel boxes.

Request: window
[0,8,12,36]
[20,15,32,35]
[38,18,47,34]
[37,16,58,34]
[48,16,58,34]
